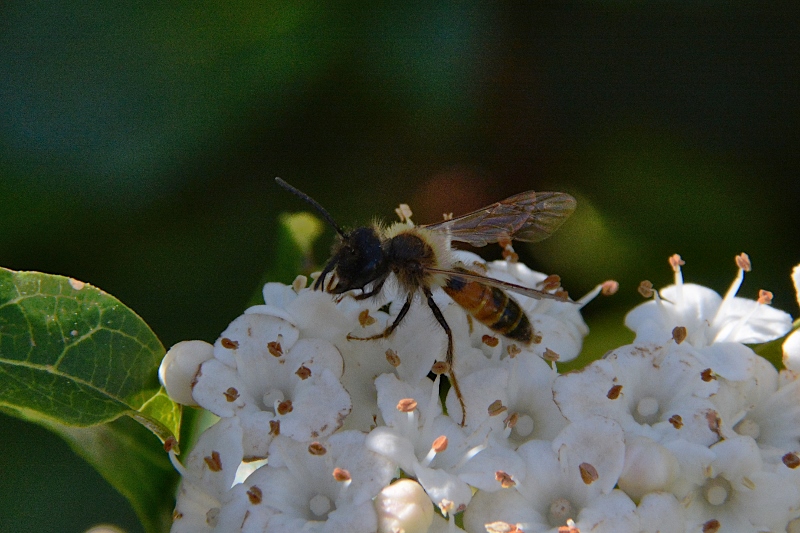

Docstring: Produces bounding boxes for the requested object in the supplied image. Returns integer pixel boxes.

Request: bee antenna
[275,177,346,237]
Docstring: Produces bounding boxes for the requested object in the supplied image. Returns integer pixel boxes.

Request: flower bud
[159,340,215,405]
[618,437,679,501]
[374,479,433,533]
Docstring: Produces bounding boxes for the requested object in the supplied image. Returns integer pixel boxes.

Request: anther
[669,254,685,272]
[672,326,688,344]
[204,451,222,472]
[267,341,283,357]
[504,412,519,429]
[757,290,773,305]
[295,365,311,380]
[783,452,800,469]
[601,280,619,296]
[579,462,599,484]
[358,309,376,327]
[495,470,516,488]
[607,384,623,400]
[482,335,499,347]
[385,349,401,367]
[247,485,263,504]
[308,442,327,456]
[333,467,351,482]
[735,253,752,272]
[638,280,654,298]
[223,387,240,402]
[397,398,418,413]
[488,400,507,417]
[701,368,716,382]
[277,400,293,415]
[543,348,560,362]
[221,338,239,349]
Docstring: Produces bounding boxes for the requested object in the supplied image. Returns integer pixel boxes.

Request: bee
[275,178,576,425]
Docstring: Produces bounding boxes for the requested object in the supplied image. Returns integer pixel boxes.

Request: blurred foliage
[1,1,799,531]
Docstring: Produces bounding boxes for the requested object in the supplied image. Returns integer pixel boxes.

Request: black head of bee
[318,226,388,293]
[274,178,391,294]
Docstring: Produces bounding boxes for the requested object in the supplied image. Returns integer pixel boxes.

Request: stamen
[422,435,448,467]
[758,290,773,305]
[495,470,516,488]
[395,203,413,224]
[308,442,327,455]
[488,400,507,417]
[577,280,619,308]
[332,467,351,482]
[541,275,562,291]
[385,349,401,367]
[720,253,749,306]
[358,309,376,327]
[438,499,455,517]
[579,462,599,484]
[735,252,752,272]
[165,441,188,478]
[664,255,685,309]
[291,275,307,293]
[397,398,418,413]
[669,253,685,282]
[638,280,655,298]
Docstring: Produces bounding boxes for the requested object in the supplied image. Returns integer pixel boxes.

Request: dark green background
[2,2,798,531]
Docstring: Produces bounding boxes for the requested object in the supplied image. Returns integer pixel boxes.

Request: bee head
[318,226,388,293]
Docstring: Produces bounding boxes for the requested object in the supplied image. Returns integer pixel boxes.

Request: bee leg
[347,292,413,341]
[352,278,387,301]
[423,288,466,427]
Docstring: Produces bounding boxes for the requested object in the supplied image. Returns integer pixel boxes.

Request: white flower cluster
[159,253,800,533]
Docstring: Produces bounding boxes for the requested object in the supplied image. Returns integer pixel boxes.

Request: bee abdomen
[444,276,532,344]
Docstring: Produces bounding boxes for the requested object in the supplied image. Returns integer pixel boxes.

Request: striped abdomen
[443,273,532,343]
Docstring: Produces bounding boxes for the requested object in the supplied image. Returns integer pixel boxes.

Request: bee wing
[422,191,576,247]
[427,266,572,302]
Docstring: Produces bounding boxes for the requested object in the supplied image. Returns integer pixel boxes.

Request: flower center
[734,418,760,439]
[634,396,660,424]
[704,477,732,506]
[309,494,332,518]
[513,414,535,438]
[548,497,574,526]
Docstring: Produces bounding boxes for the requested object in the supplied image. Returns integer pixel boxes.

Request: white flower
[366,373,524,512]
[683,435,800,532]
[170,417,245,532]
[722,358,800,462]
[237,432,395,533]
[164,251,800,532]
[444,351,568,445]
[618,436,680,501]
[626,254,791,380]
[191,313,350,458]
[782,264,800,374]
[463,416,631,533]
[553,343,720,446]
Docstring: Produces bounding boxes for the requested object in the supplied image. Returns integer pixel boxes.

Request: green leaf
[0,268,180,441]
[45,416,178,533]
